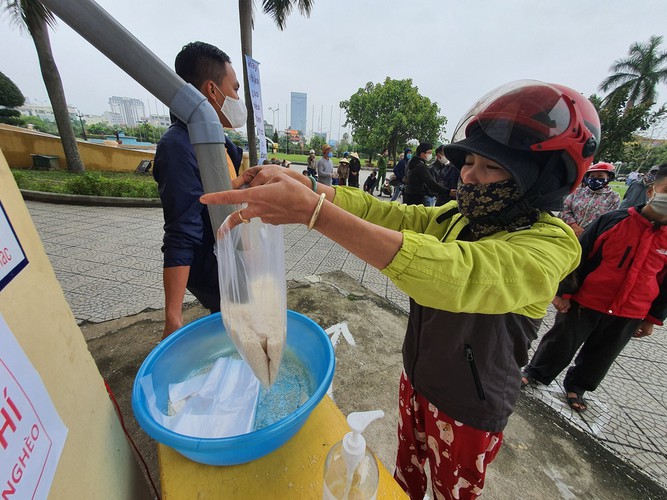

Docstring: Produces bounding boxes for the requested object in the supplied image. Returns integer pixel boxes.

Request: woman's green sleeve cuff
[382,230,421,278]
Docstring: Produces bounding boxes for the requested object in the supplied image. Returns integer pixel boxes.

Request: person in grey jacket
[317,144,334,185]
[620,164,664,209]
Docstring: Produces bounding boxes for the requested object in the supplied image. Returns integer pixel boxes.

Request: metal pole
[77,112,87,141]
[338,107,341,142]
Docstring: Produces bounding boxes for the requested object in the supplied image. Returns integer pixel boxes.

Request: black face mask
[456,178,540,238]
[584,177,608,191]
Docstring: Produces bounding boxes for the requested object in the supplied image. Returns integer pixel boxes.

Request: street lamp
[268,105,280,129]
[268,106,281,153]
[77,111,87,141]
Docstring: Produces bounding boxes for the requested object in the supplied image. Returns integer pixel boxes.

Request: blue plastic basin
[131,310,335,465]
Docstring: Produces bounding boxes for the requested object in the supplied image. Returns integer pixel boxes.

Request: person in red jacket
[522,164,667,412]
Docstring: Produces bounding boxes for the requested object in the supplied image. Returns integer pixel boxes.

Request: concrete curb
[20,189,161,208]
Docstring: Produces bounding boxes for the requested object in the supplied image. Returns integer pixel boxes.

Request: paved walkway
[27,197,667,492]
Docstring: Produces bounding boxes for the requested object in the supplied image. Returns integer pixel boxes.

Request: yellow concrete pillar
[0,149,150,499]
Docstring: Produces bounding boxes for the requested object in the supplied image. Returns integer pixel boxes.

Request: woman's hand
[552,295,571,314]
[569,222,584,238]
[234,165,307,189]
[633,320,654,338]
[201,165,326,231]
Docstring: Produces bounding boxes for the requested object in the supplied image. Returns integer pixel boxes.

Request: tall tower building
[290,92,307,134]
[108,96,145,127]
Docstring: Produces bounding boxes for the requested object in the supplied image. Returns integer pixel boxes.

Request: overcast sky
[2,0,666,142]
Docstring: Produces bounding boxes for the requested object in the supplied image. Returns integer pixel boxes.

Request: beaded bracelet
[308,193,327,231]
[308,175,318,193]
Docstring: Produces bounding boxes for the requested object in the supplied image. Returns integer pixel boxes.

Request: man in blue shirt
[153,42,243,338]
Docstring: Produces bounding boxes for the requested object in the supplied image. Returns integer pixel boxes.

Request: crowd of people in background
[293,146,665,231]
[288,143,664,234]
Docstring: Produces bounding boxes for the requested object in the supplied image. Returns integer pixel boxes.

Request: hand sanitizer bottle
[322,410,384,499]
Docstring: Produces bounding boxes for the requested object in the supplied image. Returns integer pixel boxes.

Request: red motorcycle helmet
[448,80,601,197]
[585,162,616,181]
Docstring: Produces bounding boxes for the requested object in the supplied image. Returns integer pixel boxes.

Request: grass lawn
[267,152,346,166]
[609,181,627,198]
[11,169,158,198]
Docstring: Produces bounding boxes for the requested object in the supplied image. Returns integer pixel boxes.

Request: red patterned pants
[394,372,503,499]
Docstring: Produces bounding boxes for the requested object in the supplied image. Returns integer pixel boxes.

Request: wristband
[308,193,327,231]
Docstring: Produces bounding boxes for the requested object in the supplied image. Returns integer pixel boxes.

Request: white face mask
[425,153,433,162]
[649,192,667,216]
[213,83,247,128]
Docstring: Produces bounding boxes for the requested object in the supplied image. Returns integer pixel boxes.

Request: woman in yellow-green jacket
[202,80,601,500]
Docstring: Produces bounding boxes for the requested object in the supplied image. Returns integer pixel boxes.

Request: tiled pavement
[26,198,667,490]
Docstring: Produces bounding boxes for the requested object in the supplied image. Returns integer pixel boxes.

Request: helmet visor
[452,80,574,152]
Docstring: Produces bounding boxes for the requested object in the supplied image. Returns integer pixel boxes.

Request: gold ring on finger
[238,210,250,224]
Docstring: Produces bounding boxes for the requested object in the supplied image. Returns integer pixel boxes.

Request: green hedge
[12,170,158,198]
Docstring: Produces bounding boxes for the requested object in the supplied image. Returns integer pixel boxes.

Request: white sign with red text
[0,202,28,293]
[0,313,67,499]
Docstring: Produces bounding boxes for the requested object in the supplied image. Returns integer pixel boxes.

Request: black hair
[403,148,412,155]
[435,145,445,155]
[175,41,231,89]
[416,142,433,156]
[653,163,667,185]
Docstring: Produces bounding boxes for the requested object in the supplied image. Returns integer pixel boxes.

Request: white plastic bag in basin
[140,357,260,438]
[216,214,287,387]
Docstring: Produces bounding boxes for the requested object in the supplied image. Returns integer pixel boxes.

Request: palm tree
[4,0,85,172]
[239,0,314,166]
[599,35,667,114]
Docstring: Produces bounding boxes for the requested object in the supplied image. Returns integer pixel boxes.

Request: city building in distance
[18,99,78,122]
[290,92,307,135]
[108,96,145,127]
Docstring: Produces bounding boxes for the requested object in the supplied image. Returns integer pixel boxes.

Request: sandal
[566,392,588,412]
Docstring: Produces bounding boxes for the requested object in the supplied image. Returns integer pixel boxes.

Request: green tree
[340,78,446,159]
[87,122,115,136]
[225,128,248,150]
[623,116,667,169]
[18,114,57,133]
[0,70,24,107]
[272,129,279,144]
[4,0,84,172]
[0,70,25,125]
[239,0,314,167]
[591,92,665,162]
[336,132,351,156]
[644,141,667,166]
[599,35,667,113]
[308,134,325,153]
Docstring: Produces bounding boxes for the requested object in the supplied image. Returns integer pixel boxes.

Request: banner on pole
[245,55,267,163]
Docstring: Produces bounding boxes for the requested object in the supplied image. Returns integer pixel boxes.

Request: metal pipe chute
[40,0,235,230]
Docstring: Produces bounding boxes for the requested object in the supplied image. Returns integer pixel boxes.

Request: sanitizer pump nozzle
[323,410,384,499]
